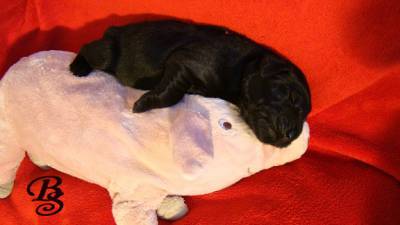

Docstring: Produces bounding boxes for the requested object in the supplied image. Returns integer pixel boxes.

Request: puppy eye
[218,119,232,130]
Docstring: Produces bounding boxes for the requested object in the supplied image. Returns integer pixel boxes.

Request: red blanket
[1,0,399,224]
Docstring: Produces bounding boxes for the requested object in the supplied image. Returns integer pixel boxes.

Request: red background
[0,0,399,224]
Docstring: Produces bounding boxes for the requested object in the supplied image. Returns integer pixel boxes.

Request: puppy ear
[169,105,214,180]
[261,56,312,114]
[79,38,116,71]
[260,57,290,78]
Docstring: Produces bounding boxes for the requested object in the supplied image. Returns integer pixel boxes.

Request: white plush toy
[0,51,309,225]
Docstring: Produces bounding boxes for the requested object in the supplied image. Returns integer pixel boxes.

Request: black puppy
[70,20,311,148]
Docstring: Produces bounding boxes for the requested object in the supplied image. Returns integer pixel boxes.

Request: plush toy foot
[0,181,14,199]
[156,196,188,221]
[28,153,50,170]
[38,165,51,170]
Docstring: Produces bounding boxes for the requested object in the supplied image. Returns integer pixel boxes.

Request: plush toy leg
[27,152,50,170]
[0,85,25,198]
[112,195,158,225]
[110,186,168,225]
[0,181,14,199]
[112,201,157,225]
[0,143,24,199]
[156,196,188,220]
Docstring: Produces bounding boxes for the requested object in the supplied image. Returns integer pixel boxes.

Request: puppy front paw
[69,54,93,77]
[132,92,159,113]
[0,181,14,199]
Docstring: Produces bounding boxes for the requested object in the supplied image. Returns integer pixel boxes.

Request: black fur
[70,20,311,148]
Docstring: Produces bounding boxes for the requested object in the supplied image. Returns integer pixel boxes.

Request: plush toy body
[0,51,309,225]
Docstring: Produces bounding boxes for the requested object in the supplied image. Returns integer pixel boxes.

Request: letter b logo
[27,176,64,216]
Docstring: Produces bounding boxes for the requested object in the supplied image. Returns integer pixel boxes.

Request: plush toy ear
[169,104,214,180]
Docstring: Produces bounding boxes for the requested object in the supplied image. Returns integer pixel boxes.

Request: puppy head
[240,56,311,148]
[79,37,117,72]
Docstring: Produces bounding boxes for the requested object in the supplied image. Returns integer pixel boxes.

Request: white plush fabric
[0,51,309,225]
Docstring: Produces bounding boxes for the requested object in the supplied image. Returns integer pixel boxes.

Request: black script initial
[27,176,64,216]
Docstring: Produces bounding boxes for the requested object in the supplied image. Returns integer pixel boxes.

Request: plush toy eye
[218,119,232,130]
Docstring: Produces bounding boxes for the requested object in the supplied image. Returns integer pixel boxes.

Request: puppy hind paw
[132,103,148,113]
[69,55,93,77]
[132,93,159,113]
